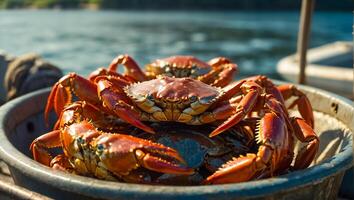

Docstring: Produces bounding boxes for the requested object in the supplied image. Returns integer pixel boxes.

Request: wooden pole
[297,0,315,84]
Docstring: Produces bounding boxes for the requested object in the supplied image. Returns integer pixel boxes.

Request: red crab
[42,67,319,184]
[88,54,238,87]
[31,101,194,183]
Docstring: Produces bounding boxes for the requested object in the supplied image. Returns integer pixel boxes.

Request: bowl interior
[0,87,353,199]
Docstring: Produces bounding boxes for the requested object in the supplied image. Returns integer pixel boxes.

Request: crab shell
[145,56,212,79]
[124,76,224,124]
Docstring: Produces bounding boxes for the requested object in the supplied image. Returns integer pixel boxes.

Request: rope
[4,53,63,101]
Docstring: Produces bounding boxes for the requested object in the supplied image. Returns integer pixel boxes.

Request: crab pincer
[44,73,102,123]
[31,119,194,181]
[95,76,156,134]
[204,112,289,184]
[204,96,318,184]
[94,133,194,176]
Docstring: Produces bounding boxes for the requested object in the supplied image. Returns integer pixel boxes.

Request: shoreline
[0,2,352,11]
[0,8,351,13]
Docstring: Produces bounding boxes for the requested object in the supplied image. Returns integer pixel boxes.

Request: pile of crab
[30,55,319,185]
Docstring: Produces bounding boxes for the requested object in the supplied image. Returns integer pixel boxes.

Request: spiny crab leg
[108,54,148,82]
[209,81,262,137]
[291,117,319,169]
[245,75,286,105]
[96,77,155,134]
[205,112,287,184]
[277,84,314,128]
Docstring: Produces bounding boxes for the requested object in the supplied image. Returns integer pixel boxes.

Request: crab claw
[30,130,62,166]
[205,112,289,184]
[88,67,131,82]
[50,154,74,172]
[209,82,261,137]
[277,84,314,128]
[95,134,194,176]
[204,57,238,87]
[44,73,100,124]
[204,153,262,184]
[45,82,71,124]
[96,78,155,134]
[291,117,319,169]
[108,54,148,82]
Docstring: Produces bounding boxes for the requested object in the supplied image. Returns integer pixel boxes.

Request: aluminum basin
[0,84,352,200]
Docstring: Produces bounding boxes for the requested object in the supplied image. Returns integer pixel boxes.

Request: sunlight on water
[0,10,351,78]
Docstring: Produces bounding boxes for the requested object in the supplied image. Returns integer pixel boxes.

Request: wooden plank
[297,0,315,84]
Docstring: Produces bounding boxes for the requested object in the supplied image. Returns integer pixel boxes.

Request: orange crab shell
[124,76,224,123]
[145,55,212,79]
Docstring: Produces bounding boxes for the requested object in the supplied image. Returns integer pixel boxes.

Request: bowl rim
[0,85,353,198]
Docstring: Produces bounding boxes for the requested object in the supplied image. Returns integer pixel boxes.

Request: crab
[44,67,319,184]
[204,95,319,184]
[88,54,238,87]
[31,101,194,183]
[32,100,253,184]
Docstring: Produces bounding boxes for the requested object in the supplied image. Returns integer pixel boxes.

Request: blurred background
[0,2,353,198]
[0,0,352,78]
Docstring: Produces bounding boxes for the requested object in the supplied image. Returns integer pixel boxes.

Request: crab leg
[205,147,271,184]
[30,130,62,166]
[192,80,244,120]
[209,81,262,137]
[108,54,148,82]
[245,75,286,105]
[205,112,288,184]
[35,100,112,166]
[208,57,232,67]
[212,63,238,87]
[197,96,242,124]
[50,154,74,172]
[88,67,134,83]
[277,84,314,128]
[96,78,155,134]
[94,75,130,91]
[291,117,319,169]
[200,57,237,87]
[44,73,101,123]
[55,101,114,130]
[211,80,245,107]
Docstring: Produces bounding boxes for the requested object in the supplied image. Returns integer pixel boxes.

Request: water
[0,10,351,78]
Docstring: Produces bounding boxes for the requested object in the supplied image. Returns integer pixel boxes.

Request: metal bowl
[0,85,352,200]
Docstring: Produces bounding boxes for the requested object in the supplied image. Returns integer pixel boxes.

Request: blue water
[0,10,351,78]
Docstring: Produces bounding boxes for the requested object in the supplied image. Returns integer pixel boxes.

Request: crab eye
[190,95,197,101]
[200,95,216,104]
[97,144,104,152]
[163,64,171,72]
[76,137,84,144]
[146,94,154,100]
